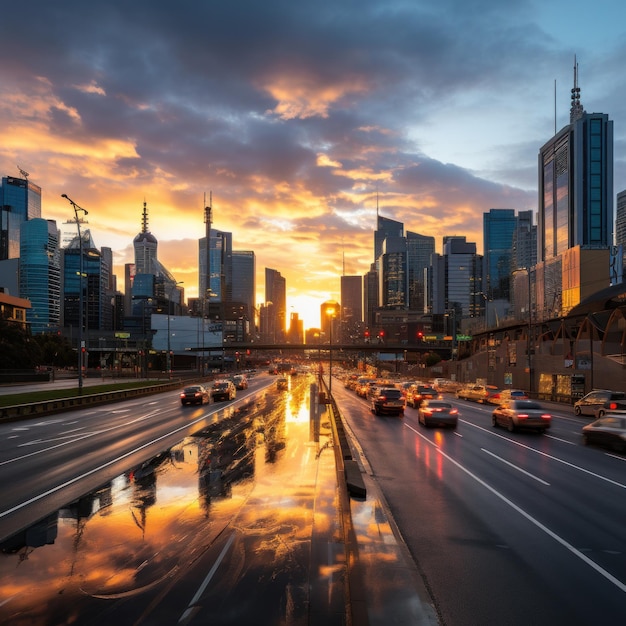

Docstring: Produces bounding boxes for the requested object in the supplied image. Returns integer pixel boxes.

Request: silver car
[492,399,552,433]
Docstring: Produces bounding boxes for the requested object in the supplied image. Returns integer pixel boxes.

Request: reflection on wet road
[0,375,347,625]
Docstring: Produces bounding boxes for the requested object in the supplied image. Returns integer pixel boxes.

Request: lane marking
[481,448,550,485]
[459,419,626,490]
[404,422,626,594]
[178,532,236,624]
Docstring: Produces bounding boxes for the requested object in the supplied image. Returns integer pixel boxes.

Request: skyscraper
[406,231,434,313]
[536,60,614,318]
[1,175,42,260]
[263,268,286,342]
[431,236,483,320]
[133,201,158,275]
[483,209,516,302]
[616,190,626,271]
[19,218,61,334]
[232,250,256,320]
[340,275,362,342]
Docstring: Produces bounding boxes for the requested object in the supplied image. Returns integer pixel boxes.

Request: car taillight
[379,396,386,401]
[541,414,551,420]
[450,408,458,415]
[517,413,528,419]
[608,402,618,410]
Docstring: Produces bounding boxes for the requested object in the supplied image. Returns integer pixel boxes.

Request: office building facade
[19,218,61,334]
[1,175,42,260]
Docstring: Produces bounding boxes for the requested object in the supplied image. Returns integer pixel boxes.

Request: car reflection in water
[0,375,328,625]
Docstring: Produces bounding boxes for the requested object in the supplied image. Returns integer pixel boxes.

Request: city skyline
[1,1,625,330]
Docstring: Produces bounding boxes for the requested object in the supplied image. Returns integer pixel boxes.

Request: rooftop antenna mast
[204,192,213,312]
[570,55,584,123]
[17,165,29,180]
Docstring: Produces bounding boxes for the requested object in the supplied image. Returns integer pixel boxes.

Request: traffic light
[417,331,423,343]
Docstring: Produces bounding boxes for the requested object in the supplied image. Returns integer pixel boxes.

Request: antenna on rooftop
[17,165,29,180]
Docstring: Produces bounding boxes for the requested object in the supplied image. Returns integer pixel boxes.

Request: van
[574,390,626,418]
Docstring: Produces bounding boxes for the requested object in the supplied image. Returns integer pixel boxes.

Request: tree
[0,316,43,370]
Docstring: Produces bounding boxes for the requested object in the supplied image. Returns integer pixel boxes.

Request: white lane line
[460,419,626,490]
[481,448,550,485]
[178,532,236,624]
[405,422,626,594]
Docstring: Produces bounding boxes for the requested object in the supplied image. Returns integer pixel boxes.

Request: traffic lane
[0,376,347,625]
[455,411,626,585]
[0,383,275,541]
[335,386,625,626]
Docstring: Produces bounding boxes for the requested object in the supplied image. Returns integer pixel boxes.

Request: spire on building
[141,199,149,233]
[570,56,585,123]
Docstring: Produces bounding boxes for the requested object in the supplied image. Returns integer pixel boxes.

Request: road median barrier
[0,381,183,423]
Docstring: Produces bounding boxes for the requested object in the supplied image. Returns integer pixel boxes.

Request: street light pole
[62,194,88,393]
[167,281,183,378]
[326,308,334,395]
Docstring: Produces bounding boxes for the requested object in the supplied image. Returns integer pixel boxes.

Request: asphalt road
[0,373,348,625]
[334,384,626,626]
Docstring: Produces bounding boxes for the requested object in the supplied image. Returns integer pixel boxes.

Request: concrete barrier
[0,381,183,423]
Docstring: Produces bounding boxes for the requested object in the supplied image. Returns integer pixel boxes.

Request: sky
[2,0,626,330]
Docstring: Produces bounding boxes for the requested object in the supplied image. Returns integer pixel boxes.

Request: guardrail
[0,381,184,423]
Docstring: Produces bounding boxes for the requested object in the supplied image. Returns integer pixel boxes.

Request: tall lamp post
[167,281,184,378]
[62,194,88,393]
[326,308,334,395]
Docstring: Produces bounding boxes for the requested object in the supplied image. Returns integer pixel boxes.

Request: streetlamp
[167,281,184,378]
[62,194,88,393]
[513,268,533,395]
[326,308,335,395]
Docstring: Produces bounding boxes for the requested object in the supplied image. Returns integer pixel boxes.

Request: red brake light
[541,414,551,420]
[517,413,528,419]
[608,402,618,410]
[450,408,458,415]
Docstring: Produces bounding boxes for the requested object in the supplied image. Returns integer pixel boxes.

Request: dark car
[406,384,437,408]
[371,387,405,416]
[582,415,626,452]
[211,380,236,401]
[231,374,248,390]
[492,399,551,432]
[180,385,210,406]
[418,400,459,428]
[573,390,626,418]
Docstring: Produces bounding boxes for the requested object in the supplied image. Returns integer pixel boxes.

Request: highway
[333,382,626,626]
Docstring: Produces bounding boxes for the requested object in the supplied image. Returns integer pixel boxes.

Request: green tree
[0,316,43,370]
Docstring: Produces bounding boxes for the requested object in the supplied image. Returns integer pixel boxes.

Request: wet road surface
[0,376,349,625]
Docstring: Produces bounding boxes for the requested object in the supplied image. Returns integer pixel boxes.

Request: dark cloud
[1,0,623,314]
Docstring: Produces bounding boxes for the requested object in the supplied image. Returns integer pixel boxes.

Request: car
[211,379,237,401]
[418,400,459,428]
[581,415,626,452]
[355,378,376,398]
[180,385,210,406]
[231,374,248,390]
[491,399,552,432]
[276,377,289,390]
[406,384,437,408]
[462,384,500,403]
[573,390,626,418]
[371,387,405,416]
[495,389,529,403]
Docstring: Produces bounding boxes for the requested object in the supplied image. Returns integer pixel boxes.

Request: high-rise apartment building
[1,175,42,260]
[19,218,61,334]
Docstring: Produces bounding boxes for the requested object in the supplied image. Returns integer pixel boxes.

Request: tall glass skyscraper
[1,176,42,260]
[19,218,61,334]
[483,209,516,301]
